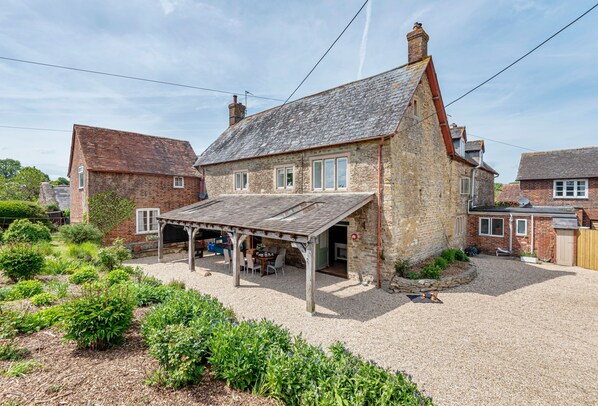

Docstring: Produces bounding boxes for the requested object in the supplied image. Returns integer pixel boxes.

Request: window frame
[274,165,294,190]
[553,179,588,199]
[413,96,420,118]
[455,215,466,237]
[78,165,84,190]
[516,219,527,236]
[311,154,349,192]
[233,170,248,191]
[479,217,504,238]
[173,176,184,189]
[136,208,160,235]
[460,177,471,195]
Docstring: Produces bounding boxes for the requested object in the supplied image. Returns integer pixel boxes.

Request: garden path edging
[389,264,477,293]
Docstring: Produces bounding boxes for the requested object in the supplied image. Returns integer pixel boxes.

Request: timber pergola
[157,193,374,314]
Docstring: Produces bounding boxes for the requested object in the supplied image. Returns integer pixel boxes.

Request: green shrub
[106,269,130,286]
[33,304,65,328]
[0,359,42,377]
[61,283,135,350]
[260,337,334,406]
[303,342,432,405]
[0,201,50,228]
[141,290,233,345]
[0,244,45,281]
[133,283,173,307]
[96,238,131,271]
[44,203,60,212]
[46,280,69,299]
[35,241,55,257]
[66,242,98,263]
[68,266,99,285]
[0,287,10,302]
[393,258,410,278]
[454,249,470,262]
[141,275,163,287]
[58,223,104,245]
[208,319,292,391]
[407,271,420,280]
[440,249,457,264]
[167,280,185,290]
[434,257,448,270]
[0,341,29,360]
[146,324,206,388]
[9,280,44,299]
[30,292,56,307]
[44,257,78,275]
[420,264,442,280]
[2,219,51,244]
[0,308,52,337]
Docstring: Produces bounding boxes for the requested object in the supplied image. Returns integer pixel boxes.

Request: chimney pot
[406,22,429,64]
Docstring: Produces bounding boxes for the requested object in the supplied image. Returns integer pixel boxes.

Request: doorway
[555,229,575,266]
[316,224,348,278]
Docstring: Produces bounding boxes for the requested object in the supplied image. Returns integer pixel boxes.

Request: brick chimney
[406,22,429,64]
[228,95,246,126]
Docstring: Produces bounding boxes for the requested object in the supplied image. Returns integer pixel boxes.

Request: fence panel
[577,229,598,270]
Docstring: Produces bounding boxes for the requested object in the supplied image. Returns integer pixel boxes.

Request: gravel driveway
[129,254,598,405]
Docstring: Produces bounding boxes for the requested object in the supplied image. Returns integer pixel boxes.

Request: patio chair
[267,254,285,276]
[245,255,261,276]
[223,249,231,272]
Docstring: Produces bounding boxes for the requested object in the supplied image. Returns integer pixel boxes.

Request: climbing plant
[88,190,136,235]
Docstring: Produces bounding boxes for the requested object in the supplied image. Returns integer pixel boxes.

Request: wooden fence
[577,229,598,270]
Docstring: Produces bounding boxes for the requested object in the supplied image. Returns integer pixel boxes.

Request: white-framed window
[234,170,248,191]
[78,165,84,190]
[173,176,184,188]
[479,217,504,237]
[275,166,294,189]
[413,97,420,118]
[460,177,471,195]
[553,179,587,198]
[312,156,348,191]
[455,215,466,237]
[516,219,527,236]
[136,208,160,234]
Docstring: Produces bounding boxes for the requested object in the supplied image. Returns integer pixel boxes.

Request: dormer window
[234,170,248,191]
[173,176,184,188]
[275,166,294,190]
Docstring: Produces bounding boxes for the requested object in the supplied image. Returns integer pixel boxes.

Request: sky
[0,0,597,182]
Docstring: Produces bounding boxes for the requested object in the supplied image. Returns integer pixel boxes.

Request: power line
[0,125,70,133]
[0,56,284,102]
[279,0,370,107]
[467,133,537,152]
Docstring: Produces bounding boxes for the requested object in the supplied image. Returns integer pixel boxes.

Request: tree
[10,167,50,201]
[50,177,70,186]
[0,159,21,180]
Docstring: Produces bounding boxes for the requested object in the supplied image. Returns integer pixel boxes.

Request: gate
[577,229,598,270]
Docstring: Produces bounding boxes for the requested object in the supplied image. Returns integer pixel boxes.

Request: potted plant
[520,250,538,264]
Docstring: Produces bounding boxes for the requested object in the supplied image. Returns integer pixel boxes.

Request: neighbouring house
[157,23,497,313]
[495,183,523,205]
[39,182,70,211]
[467,147,598,266]
[67,125,203,244]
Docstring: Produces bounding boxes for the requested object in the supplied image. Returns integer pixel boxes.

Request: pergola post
[185,225,199,271]
[227,232,248,287]
[158,222,166,263]
[293,239,317,315]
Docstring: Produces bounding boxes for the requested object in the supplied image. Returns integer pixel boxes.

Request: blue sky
[0,0,596,182]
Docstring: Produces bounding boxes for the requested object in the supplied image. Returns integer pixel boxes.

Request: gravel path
[129,254,598,405]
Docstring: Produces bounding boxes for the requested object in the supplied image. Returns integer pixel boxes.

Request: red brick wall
[68,136,88,223]
[467,214,556,262]
[520,178,598,226]
[87,172,201,244]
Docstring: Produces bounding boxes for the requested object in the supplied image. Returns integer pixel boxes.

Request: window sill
[173,186,184,189]
[136,231,159,235]
[553,197,588,200]
[479,234,504,238]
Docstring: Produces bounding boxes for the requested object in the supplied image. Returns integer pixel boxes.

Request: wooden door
[556,229,575,266]
[316,230,329,270]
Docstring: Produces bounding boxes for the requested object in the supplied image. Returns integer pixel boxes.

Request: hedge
[0,201,50,229]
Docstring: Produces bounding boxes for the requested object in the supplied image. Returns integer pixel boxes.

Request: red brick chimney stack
[228,95,246,126]
[406,22,429,64]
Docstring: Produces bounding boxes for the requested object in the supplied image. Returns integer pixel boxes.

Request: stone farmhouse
[467,147,598,266]
[67,124,203,244]
[157,24,496,313]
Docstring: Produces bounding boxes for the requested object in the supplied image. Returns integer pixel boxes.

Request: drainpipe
[376,140,382,289]
[509,213,513,253]
[531,215,535,254]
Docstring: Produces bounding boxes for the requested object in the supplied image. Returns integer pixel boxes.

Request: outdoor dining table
[255,252,276,276]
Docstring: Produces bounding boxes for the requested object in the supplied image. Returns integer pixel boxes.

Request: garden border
[389,264,477,293]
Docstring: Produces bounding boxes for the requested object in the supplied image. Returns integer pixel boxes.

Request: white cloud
[357,0,373,79]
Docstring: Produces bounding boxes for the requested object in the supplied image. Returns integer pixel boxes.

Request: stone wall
[520,178,598,226]
[474,168,496,207]
[389,265,477,293]
[87,172,201,244]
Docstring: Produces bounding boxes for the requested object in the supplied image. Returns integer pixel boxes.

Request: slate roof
[465,140,484,152]
[195,59,430,166]
[159,193,374,238]
[516,147,598,180]
[496,183,522,203]
[69,125,199,177]
[450,125,465,140]
[470,205,577,216]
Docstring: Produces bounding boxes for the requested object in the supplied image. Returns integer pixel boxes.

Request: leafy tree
[50,177,69,186]
[0,159,21,180]
[88,190,135,235]
[10,167,50,201]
